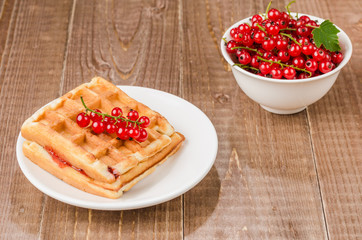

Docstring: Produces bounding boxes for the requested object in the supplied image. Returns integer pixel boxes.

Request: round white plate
[16,86,218,210]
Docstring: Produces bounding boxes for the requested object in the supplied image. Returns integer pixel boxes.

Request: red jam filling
[108,167,119,179]
[44,146,89,177]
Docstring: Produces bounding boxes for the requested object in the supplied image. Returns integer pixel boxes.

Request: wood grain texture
[306,0,362,239]
[0,0,361,239]
[0,0,73,239]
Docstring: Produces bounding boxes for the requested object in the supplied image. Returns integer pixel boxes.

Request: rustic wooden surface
[0,0,360,239]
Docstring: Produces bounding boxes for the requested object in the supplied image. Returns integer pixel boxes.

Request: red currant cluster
[225,5,344,79]
[76,97,150,142]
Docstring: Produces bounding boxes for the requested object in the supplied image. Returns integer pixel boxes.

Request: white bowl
[220,13,353,114]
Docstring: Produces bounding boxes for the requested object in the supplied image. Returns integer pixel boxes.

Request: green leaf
[312,20,341,52]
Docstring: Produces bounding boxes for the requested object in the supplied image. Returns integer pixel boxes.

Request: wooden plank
[306,0,362,239]
[182,0,328,239]
[36,0,183,239]
[0,0,16,66]
[0,0,73,239]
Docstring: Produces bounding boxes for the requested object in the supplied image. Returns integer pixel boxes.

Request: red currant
[263,51,274,59]
[230,28,239,37]
[250,55,261,68]
[281,12,290,20]
[299,15,311,22]
[331,52,343,64]
[268,8,281,21]
[305,59,318,72]
[262,38,276,51]
[251,14,263,23]
[106,124,118,134]
[136,128,148,142]
[298,72,310,79]
[90,109,102,122]
[76,113,90,128]
[277,50,290,62]
[259,62,272,75]
[128,128,140,139]
[302,43,314,55]
[138,116,150,128]
[127,110,139,121]
[276,39,288,50]
[282,67,296,79]
[241,33,254,47]
[267,25,280,35]
[270,67,282,79]
[254,31,266,44]
[92,121,105,134]
[232,32,243,42]
[313,49,326,61]
[319,60,333,73]
[238,23,251,34]
[295,19,306,28]
[111,107,122,117]
[226,40,237,54]
[297,26,310,37]
[276,19,287,29]
[238,51,251,65]
[116,127,129,140]
[292,56,305,68]
[288,43,302,57]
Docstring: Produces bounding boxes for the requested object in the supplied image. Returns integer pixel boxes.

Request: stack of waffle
[21,77,185,198]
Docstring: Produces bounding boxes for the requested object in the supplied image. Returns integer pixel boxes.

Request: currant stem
[256,23,267,33]
[222,37,228,43]
[305,24,318,29]
[265,0,272,18]
[285,0,295,19]
[257,56,312,76]
[233,64,259,72]
[280,33,301,46]
[279,28,297,31]
[231,46,263,56]
[80,96,142,126]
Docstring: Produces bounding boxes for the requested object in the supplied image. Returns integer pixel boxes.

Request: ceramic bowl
[220,13,352,114]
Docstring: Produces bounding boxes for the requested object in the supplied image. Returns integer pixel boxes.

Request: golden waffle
[21,77,185,198]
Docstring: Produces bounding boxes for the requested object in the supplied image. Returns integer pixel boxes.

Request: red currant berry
[251,14,263,23]
[138,116,150,128]
[230,28,239,37]
[270,67,283,79]
[92,121,105,134]
[268,8,281,21]
[302,44,314,55]
[295,19,306,28]
[136,128,148,142]
[292,56,305,68]
[102,116,115,125]
[299,15,311,22]
[297,37,310,45]
[277,50,290,62]
[319,60,333,73]
[238,23,251,34]
[259,62,272,75]
[250,55,261,68]
[288,43,302,57]
[232,32,243,42]
[267,25,280,35]
[127,110,139,121]
[282,67,297,79]
[116,127,129,140]
[106,124,118,134]
[251,21,260,30]
[90,109,102,122]
[305,59,318,72]
[281,12,290,20]
[76,113,90,128]
[238,51,251,65]
[313,49,326,61]
[324,53,332,62]
[297,26,310,37]
[226,40,237,54]
[241,33,254,47]
[111,107,122,117]
[116,120,127,128]
[128,128,140,139]
[263,51,274,59]
[254,31,267,44]
[276,39,288,50]
[331,52,343,64]
[298,72,310,79]
[235,49,245,58]
[269,56,279,68]
[288,19,297,28]
[276,19,287,29]
[262,38,276,51]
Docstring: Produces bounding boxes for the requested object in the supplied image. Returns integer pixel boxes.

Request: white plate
[16,86,218,210]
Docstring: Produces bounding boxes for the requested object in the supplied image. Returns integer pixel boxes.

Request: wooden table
[0,0,360,239]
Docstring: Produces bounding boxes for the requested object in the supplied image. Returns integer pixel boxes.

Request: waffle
[21,77,185,198]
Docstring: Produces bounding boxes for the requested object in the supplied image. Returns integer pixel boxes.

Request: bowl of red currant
[220,2,352,114]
